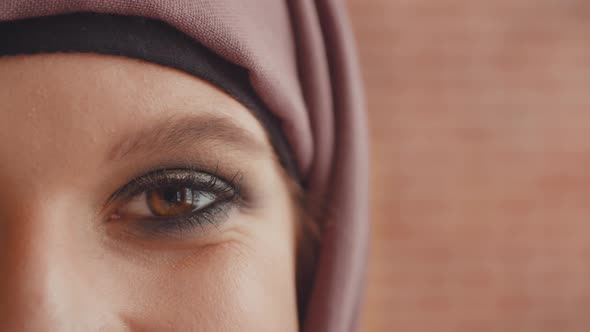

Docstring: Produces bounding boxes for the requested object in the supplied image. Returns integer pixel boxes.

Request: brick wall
[348,1,590,331]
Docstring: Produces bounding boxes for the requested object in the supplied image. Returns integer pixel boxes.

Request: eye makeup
[105,168,243,239]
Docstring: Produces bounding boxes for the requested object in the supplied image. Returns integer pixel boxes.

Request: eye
[107,169,241,236]
[118,186,218,218]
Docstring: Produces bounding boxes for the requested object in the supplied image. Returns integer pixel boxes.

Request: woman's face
[0,54,298,331]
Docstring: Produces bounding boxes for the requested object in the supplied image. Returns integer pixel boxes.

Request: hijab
[0,1,369,331]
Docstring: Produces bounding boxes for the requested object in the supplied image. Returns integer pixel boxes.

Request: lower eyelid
[129,202,236,239]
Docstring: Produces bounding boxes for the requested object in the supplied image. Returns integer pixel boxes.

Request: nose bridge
[0,192,125,331]
[0,189,109,332]
[0,204,68,330]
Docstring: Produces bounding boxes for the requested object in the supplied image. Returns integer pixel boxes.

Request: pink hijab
[0,1,369,331]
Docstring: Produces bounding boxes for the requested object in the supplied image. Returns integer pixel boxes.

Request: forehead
[0,53,270,175]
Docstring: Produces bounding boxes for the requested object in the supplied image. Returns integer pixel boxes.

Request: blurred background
[348,1,590,331]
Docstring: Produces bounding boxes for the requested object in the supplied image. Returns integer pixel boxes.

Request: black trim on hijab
[0,12,298,179]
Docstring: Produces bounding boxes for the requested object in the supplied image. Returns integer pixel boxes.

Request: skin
[0,54,299,331]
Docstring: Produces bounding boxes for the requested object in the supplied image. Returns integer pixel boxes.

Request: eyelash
[107,168,242,237]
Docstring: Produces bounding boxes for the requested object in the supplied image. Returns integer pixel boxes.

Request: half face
[0,54,298,331]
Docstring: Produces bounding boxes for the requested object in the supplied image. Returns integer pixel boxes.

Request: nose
[0,203,110,331]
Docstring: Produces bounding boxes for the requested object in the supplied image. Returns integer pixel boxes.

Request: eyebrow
[107,114,269,162]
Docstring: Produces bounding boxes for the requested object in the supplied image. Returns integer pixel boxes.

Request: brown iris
[147,187,201,217]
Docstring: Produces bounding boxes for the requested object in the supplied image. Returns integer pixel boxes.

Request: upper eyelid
[105,168,238,207]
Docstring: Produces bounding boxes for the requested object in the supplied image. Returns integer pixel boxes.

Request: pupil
[161,188,185,203]
[146,185,214,217]
[147,187,201,217]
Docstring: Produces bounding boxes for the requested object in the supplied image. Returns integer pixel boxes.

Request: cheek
[102,237,298,331]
